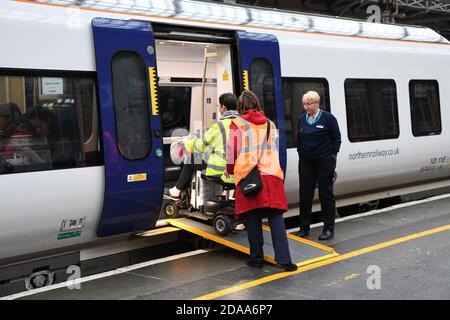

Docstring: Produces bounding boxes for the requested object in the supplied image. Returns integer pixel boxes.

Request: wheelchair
[163,170,243,237]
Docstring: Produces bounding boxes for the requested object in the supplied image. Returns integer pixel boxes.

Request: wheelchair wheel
[164,201,179,218]
[213,214,232,236]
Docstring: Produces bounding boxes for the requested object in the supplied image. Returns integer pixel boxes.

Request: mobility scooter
[162,140,242,236]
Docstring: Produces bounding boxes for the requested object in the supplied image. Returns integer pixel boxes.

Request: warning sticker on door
[127,173,147,182]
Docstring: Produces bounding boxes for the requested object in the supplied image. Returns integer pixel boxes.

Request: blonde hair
[302,91,321,105]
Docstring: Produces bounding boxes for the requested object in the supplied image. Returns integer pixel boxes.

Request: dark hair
[27,107,60,142]
[218,93,237,111]
[9,103,23,125]
[0,103,22,124]
[237,90,263,115]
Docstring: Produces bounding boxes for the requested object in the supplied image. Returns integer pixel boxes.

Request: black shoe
[246,259,264,269]
[276,262,298,272]
[318,230,334,241]
[295,229,309,238]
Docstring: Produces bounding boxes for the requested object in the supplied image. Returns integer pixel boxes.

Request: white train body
[1,0,450,264]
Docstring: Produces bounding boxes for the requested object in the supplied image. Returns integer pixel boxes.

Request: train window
[0,71,101,175]
[249,58,277,123]
[158,86,192,182]
[112,51,152,161]
[282,78,331,148]
[409,80,441,136]
[158,86,192,137]
[345,79,399,142]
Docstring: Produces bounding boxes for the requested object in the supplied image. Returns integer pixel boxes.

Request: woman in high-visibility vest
[225,90,297,272]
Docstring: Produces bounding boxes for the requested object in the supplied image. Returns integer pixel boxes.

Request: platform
[5,195,450,300]
[168,218,337,266]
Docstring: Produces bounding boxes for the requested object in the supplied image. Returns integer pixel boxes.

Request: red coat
[226,110,288,216]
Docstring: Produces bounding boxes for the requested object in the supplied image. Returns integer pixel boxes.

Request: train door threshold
[168,218,338,266]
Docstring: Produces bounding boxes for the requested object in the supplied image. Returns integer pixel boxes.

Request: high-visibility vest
[184,117,235,184]
[232,117,284,185]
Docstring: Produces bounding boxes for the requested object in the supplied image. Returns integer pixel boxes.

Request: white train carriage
[1,0,450,283]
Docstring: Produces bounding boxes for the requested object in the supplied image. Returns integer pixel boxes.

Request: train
[1,0,450,289]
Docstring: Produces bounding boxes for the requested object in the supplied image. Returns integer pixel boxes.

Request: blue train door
[235,32,287,173]
[92,18,164,237]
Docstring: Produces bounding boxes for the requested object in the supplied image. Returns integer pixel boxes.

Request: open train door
[92,18,164,237]
[235,32,287,172]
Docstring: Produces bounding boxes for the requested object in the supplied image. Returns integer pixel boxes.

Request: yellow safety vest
[184,117,235,184]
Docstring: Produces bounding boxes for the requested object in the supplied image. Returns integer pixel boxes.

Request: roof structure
[234,0,450,38]
[29,0,449,43]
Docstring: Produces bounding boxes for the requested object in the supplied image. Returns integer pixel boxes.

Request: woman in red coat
[226,90,297,271]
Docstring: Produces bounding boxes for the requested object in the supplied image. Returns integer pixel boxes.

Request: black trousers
[244,208,292,265]
[298,156,336,232]
[175,155,206,190]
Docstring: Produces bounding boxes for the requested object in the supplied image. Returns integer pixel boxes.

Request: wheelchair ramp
[168,218,338,266]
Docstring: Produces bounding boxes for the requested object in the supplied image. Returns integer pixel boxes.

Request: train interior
[155,39,235,196]
[0,72,101,174]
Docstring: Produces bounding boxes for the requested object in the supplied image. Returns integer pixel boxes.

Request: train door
[154,36,234,199]
[92,18,164,237]
[235,32,287,172]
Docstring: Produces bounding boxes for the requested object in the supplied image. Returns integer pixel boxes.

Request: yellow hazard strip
[148,67,159,115]
[194,223,450,300]
[242,70,249,91]
[261,225,336,253]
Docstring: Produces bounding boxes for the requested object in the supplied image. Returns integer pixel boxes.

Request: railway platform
[4,194,450,300]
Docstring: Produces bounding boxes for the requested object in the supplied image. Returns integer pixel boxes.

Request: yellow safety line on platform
[296,252,339,267]
[194,223,450,300]
[261,225,336,253]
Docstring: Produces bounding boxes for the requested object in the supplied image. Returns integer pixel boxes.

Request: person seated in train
[0,103,27,157]
[27,107,73,167]
[165,92,239,200]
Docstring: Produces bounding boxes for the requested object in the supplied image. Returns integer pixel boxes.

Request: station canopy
[34,0,449,44]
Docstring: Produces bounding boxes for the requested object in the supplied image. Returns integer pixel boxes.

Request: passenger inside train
[27,107,74,168]
[0,74,101,174]
[0,103,28,171]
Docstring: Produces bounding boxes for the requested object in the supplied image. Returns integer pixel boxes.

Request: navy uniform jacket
[296,109,341,160]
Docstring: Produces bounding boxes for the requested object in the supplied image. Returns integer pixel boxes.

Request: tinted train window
[250,58,277,122]
[409,80,441,136]
[283,78,330,148]
[345,79,399,142]
[112,52,151,160]
[158,86,192,182]
[0,71,101,175]
[159,86,191,137]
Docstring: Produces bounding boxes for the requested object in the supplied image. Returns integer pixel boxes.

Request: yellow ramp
[169,218,338,266]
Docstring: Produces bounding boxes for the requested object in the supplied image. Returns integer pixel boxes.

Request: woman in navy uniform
[297,91,341,240]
